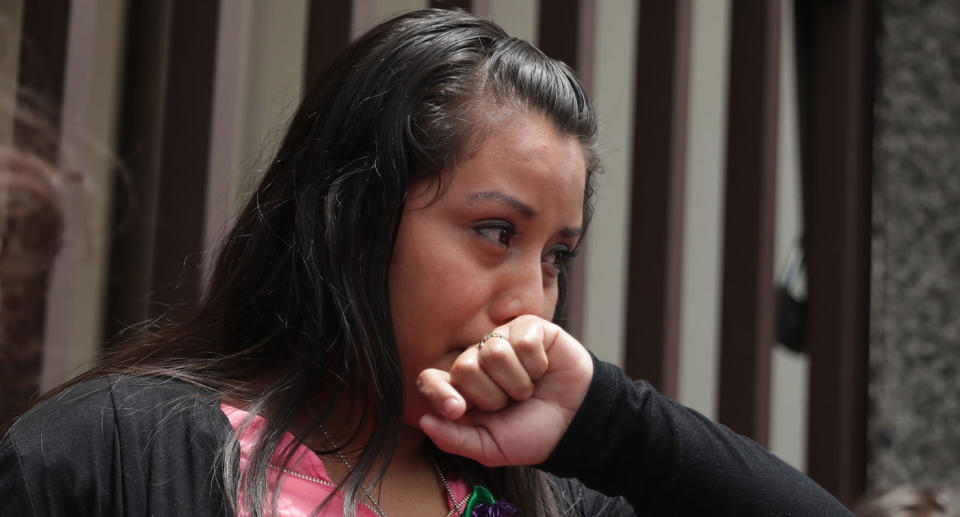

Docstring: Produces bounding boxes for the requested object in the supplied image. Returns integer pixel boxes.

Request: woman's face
[389,112,586,427]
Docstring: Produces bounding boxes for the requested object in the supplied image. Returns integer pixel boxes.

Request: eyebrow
[467,190,582,239]
[467,191,536,218]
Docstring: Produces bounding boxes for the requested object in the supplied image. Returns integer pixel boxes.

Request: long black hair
[70,8,599,516]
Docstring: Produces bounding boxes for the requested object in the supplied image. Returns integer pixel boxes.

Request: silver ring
[477,332,504,351]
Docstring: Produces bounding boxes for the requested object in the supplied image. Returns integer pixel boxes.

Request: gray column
[870,0,960,490]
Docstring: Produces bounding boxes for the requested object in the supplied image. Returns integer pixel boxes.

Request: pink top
[221,403,471,517]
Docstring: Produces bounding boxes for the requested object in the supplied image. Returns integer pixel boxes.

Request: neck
[301,403,430,483]
[334,425,430,481]
[285,403,456,516]
[396,424,429,463]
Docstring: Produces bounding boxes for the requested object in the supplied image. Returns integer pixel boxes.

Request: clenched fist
[416,315,593,467]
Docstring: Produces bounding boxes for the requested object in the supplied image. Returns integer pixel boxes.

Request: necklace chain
[429,452,463,515]
[318,426,462,517]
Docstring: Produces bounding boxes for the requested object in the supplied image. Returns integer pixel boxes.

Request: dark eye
[474,220,516,248]
[543,245,575,276]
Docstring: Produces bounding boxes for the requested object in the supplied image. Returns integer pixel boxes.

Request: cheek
[391,245,474,317]
[548,283,560,310]
[389,227,482,359]
[545,284,560,320]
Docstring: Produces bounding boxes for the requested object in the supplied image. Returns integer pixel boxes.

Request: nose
[487,255,551,326]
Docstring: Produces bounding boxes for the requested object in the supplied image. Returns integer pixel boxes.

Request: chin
[402,411,428,432]
[400,397,429,428]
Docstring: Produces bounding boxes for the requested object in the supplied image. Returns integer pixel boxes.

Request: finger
[418,414,507,467]
[498,317,549,381]
[476,334,535,400]
[449,346,510,412]
[416,368,467,420]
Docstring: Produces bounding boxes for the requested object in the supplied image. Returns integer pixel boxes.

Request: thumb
[419,414,506,467]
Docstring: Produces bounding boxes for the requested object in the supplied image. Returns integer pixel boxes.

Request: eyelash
[473,220,576,273]
[544,246,576,273]
[474,220,517,248]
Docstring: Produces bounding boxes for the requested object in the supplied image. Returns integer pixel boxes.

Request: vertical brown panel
[13,0,70,154]
[538,0,595,90]
[538,0,595,341]
[151,0,220,319]
[305,0,353,91]
[106,1,220,340]
[430,0,472,10]
[802,0,872,504]
[716,0,781,447]
[624,1,691,396]
[106,1,171,342]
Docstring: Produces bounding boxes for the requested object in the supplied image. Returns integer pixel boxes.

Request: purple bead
[471,501,519,517]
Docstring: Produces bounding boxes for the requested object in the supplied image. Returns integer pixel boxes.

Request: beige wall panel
[234,0,307,205]
[769,0,808,472]
[41,0,126,387]
[63,0,126,377]
[489,0,538,44]
[206,0,253,259]
[678,0,730,420]
[583,0,637,366]
[354,0,427,34]
[351,0,374,39]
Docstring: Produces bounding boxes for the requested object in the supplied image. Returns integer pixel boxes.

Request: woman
[0,9,850,516]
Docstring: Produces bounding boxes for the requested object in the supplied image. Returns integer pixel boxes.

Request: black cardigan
[0,359,851,516]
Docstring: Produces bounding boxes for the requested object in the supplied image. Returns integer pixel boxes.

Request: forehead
[449,112,587,197]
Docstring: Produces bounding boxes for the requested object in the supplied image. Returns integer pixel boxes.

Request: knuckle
[488,340,511,359]
[449,356,477,379]
[479,341,511,365]
[513,336,540,354]
[416,369,441,391]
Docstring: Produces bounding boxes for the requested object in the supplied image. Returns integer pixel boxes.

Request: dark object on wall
[776,247,807,354]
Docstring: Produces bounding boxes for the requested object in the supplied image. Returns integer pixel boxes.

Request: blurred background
[1,0,957,507]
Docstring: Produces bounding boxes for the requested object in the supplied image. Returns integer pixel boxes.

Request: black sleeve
[548,474,636,517]
[538,356,852,516]
[0,376,230,517]
[0,433,36,516]
[0,377,118,517]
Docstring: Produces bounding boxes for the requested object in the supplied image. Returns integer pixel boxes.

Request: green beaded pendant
[461,485,496,516]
